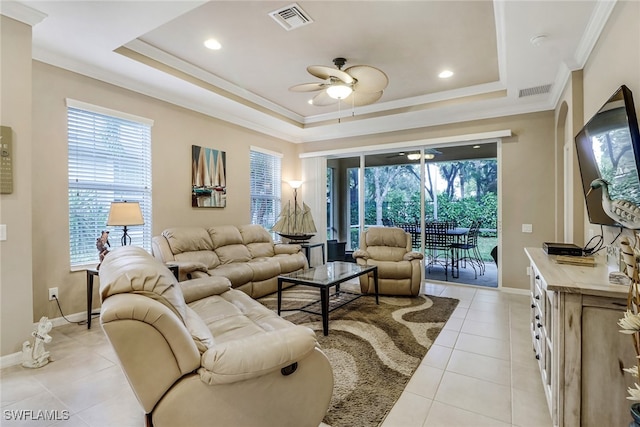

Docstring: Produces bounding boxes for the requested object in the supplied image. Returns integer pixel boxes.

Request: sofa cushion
[248,259,281,281]
[246,242,276,258]
[239,225,275,258]
[273,253,307,273]
[208,263,254,287]
[208,225,244,248]
[174,251,220,271]
[99,246,187,323]
[239,224,273,244]
[215,245,252,264]
[163,227,214,253]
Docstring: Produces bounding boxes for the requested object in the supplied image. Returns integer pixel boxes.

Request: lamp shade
[288,180,303,189]
[107,201,144,226]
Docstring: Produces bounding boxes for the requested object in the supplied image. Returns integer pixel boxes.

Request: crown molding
[0,1,47,26]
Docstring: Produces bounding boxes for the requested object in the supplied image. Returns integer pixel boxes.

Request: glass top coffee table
[277,261,379,336]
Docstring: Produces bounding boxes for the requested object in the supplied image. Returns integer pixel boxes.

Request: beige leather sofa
[99,246,333,427]
[353,227,424,296]
[152,224,307,298]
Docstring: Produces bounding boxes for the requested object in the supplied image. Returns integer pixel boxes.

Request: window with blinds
[250,148,282,232]
[67,100,152,267]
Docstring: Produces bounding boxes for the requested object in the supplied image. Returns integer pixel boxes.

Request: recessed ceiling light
[530,34,548,47]
[204,38,222,50]
[473,145,481,149]
[438,70,454,79]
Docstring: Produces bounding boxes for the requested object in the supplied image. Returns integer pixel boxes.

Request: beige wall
[302,111,557,291]
[0,16,35,356]
[30,62,300,332]
[560,0,640,247]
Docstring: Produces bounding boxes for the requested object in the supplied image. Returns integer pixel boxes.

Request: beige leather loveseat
[152,224,307,298]
[353,227,424,296]
[99,246,333,427]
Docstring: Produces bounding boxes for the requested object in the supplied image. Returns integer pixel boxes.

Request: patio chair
[450,221,485,278]
[424,221,454,280]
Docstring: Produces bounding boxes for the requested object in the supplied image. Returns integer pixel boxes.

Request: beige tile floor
[1,282,552,427]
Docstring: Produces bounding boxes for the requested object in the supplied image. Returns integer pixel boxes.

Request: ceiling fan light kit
[290,57,388,108]
[326,84,353,100]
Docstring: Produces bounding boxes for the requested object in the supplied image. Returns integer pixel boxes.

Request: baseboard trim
[0,310,94,369]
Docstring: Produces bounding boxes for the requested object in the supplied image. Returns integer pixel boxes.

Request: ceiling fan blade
[289,82,325,92]
[311,91,339,106]
[343,90,383,106]
[346,65,389,93]
[307,65,354,84]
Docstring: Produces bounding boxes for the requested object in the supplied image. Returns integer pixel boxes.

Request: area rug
[259,284,459,427]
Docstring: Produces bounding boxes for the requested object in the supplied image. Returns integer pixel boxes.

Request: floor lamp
[107,201,144,246]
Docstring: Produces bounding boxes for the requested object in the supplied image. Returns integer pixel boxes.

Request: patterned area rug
[259,284,459,427]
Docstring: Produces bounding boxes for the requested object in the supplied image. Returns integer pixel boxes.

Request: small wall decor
[192,145,226,208]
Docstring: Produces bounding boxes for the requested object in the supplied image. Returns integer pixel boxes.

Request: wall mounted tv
[575,85,640,227]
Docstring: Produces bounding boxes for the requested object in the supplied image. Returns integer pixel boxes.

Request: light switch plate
[0,224,6,241]
[522,224,533,233]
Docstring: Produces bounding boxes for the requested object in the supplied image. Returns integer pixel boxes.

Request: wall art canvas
[192,145,226,208]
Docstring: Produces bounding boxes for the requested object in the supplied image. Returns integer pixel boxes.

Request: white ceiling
[4,1,616,144]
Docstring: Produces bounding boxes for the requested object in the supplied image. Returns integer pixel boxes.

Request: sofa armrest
[274,243,301,255]
[352,249,370,260]
[403,251,424,261]
[180,276,232,304]
[152,235,175,262]
[169,261,209,282]
[198,326,317,385]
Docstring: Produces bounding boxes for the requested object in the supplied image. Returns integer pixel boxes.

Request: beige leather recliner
[99,246,333,427]
[353,227,424,296]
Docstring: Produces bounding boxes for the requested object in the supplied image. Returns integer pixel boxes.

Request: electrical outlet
[48,287,58,301]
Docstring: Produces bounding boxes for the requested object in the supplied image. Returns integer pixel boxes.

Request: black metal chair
[424,221,454,280]
[450,221,485,278]
[397,223,420,250]
[327,239,347,262]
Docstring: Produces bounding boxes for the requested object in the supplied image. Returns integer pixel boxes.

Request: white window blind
[250,148,282,231]
[67,104,152,267]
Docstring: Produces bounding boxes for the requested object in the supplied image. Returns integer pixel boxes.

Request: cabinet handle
[535,275,540,280]
[535,315,540,320]
[535,354,540,360]
[535,334,540,340]
[531,303,536,308]
[535,295,540,300]
[537,323,543,328]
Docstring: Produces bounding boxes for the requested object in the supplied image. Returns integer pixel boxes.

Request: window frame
[66,99,153,269]
[249,146,282,235]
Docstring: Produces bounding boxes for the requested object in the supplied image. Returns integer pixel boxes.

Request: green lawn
[477,235,497,262]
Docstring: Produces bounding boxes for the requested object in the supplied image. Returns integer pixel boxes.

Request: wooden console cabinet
[525,247,636,427]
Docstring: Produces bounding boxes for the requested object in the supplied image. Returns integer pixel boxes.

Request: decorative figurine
[96,230,110,269]
[22,316,53,368]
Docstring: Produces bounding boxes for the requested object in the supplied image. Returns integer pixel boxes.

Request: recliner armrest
[198,326,317,385]
[403,251,424,261]
[352,249,370,260]
[180,276,232,304]
[274,244,301,255]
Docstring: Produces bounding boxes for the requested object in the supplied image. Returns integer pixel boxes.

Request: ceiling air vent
[519,84,552,98]
[269,3,313,31]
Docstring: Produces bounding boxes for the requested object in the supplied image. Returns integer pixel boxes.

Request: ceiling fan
[387,148,442,160]
[289,57,388,107]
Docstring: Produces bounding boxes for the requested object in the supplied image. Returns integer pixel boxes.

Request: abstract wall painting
[192,145,226,208]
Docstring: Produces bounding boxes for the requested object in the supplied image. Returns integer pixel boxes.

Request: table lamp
[107,201,144,246]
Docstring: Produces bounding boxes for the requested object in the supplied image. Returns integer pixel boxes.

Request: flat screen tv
[575,85,640,227]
